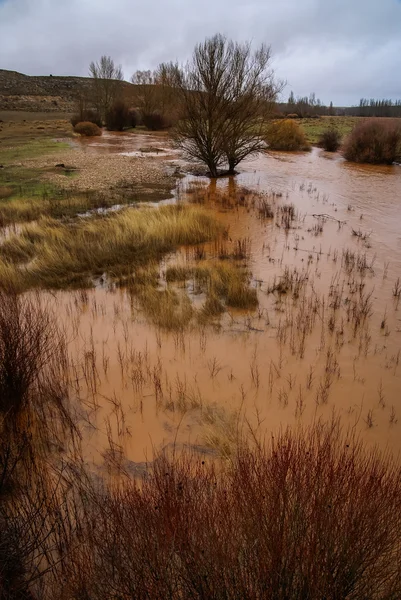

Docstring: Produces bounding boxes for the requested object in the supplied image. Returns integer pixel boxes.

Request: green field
[295,116,361,145]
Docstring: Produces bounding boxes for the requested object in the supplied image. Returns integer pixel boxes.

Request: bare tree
[89,56,124,121]
[175,34,282,177]
[130,70,158,115]
[131,64,180,122]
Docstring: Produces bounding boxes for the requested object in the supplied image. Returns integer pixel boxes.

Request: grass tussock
[166,260,258,311]
[137,287,194,330]
[59,420,401,600]
[343,119,401,164]
[0,205,225,289]
[265,119,311,151]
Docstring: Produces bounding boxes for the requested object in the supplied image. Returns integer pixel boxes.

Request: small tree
[89,56,124,122]
[175,34,282,177]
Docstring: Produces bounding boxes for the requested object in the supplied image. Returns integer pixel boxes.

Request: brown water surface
[54,136,401,467]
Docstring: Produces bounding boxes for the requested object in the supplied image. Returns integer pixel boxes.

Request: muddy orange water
[55,136,401,468]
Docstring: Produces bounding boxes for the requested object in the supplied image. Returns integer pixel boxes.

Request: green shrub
[319,127,342,152]
[343,119,401,164]
[265,119,311,151]
[74,122,102,137]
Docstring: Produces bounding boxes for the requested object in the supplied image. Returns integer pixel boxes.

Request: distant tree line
[279,92,335,117]
[346,98,401,118]
[280,93,401,118]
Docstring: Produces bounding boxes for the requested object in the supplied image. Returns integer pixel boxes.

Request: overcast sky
[1,0,401,105]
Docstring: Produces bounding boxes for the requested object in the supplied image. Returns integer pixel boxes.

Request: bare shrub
[70,109,102,128]
[105,100,130,131]
[0,288,77,598]
[265,119,311,151]
[0,288,75,485]
[73,121,102,137]
[128,108,138,128]
[142,111,171,130]
[343,119,401,164]
[319,127,342,151]
[63,420,401,599]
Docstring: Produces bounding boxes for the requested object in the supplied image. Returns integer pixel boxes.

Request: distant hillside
[0,69,136,113]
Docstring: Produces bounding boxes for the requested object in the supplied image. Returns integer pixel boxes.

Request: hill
[0,69,136,113]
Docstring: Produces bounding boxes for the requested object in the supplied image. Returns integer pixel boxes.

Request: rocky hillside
[0,69,135,112]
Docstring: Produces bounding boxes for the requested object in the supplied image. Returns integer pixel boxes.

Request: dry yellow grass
[0,204,225,288]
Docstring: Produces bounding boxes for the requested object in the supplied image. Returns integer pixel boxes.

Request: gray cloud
[1,0,400,105]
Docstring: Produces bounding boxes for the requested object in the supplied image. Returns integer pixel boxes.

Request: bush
[343,119,401,164]
[142,112,171,131]
[319,127,342,152]
[74,121,102,137]
[128,108,138,128]
[71,110,102,128]
[105,100,130,131]
[63,420,401,599]
[265,119,311,151]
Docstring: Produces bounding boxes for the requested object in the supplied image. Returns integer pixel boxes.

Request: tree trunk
[208,162,218,178]
[227,159,237,175]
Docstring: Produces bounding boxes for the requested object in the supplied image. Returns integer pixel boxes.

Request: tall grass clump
[319,126,342,152]
[343,119,401,164]
[61,420,401,599]
[73,122,102,137]
[0,205,225,288]
[166,260,258,311]
[265,119,311,151]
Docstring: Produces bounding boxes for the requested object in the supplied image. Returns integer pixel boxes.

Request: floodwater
[57,135,401,468]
